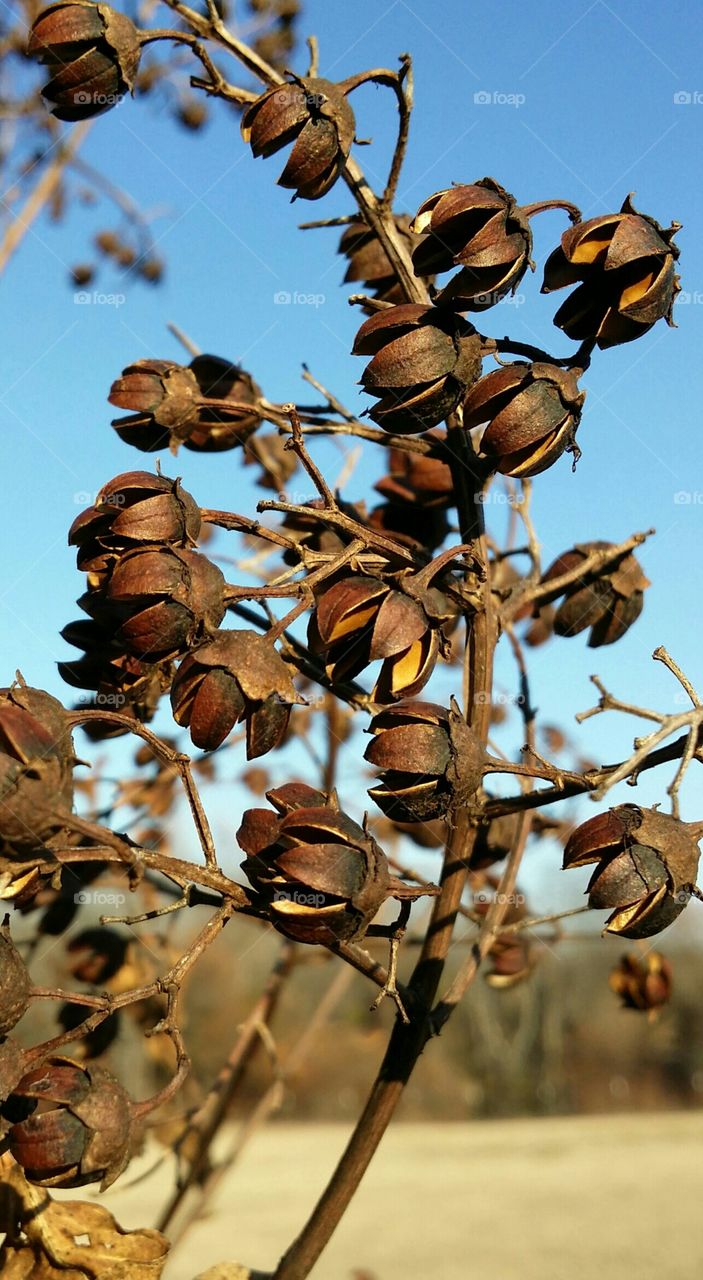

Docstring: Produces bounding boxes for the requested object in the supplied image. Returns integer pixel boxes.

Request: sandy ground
[73,1113,703,1279]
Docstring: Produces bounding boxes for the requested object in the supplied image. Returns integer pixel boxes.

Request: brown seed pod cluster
[171,629,303,757]
[464,362,585,478]
[0,685,75,863]
[563,805,701,938]
[4,1055,133,1188]
[540,542,649,647]
[238,782,391,943]
[365,701,485,822]
[28,1,141,122]
[353,304,482,434]
[609,951,673,1016]
[371,431,454,553]
[109,355,263,454]
[241,75,355,200]
[542,195,680,347]
[62,472,225,722]
[410,178,533,310]
[308,573,456,702]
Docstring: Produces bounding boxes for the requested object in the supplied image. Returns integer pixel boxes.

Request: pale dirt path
[81,1113,703,1279]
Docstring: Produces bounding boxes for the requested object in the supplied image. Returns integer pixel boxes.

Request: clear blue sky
[3,0,703,893]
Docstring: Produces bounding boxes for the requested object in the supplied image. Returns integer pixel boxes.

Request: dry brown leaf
[0,1165,168,1279]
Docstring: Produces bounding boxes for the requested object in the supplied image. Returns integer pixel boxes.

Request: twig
[0,122,91,275]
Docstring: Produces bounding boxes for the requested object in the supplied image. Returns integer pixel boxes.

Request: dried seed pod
[109,356,262,453]
[90,546,226,660]
[171,630,302,757]
[184,356,263,453]
[410,179,533,310]
[0,685,75,857]
[6,1055,132,1188]
[542,194,681,347]
[365,701,485,822]
[308,574,454,702]
[0,917,32,1035]
[463,362,585,478]
[338,215,433,307]
[28,1,141,121]
[281,497,360,565]
[374,431,454,509]
[367,502,450,554]
[540,542,649,647]
[67,927,129,984]
[59,618,173,727]
[563,805,701,939]
[241,75,355,200]
[238,787,390,944]
[353,304,482,434]
[69,471,201,575]
[609,951,672,1016]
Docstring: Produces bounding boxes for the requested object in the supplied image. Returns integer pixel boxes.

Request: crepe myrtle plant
[0,1,695,1276]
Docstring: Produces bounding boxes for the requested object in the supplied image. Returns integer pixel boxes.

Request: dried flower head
[0,685,74,858]
[365,700,485,822]
[353,304,482,434]
[463,362,585,478]
[410,179,533,309]
[171,630,302,757]
[238,783,390,944]
[308,573,456,702]
[609,951,673,1016]
[83,545,226,661]
[241,75,355,200]
[6,1055,132,1188]
[28,1,141,121]
[109,356,262,453]
[540,542,649,647]
[542,195,681,347]
[563,805,702,938]
[68,472,201,575]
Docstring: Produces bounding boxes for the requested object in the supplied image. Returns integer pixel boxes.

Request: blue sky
[2,0,703,897]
